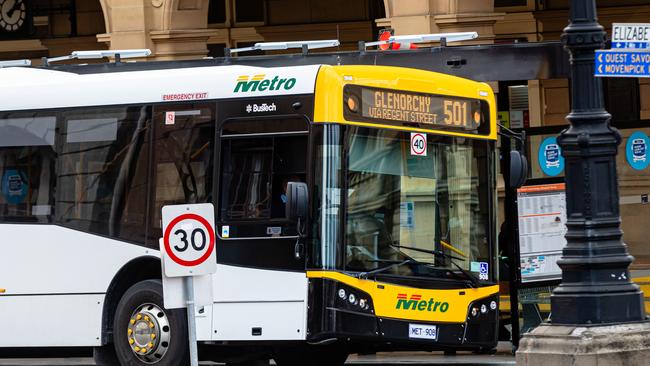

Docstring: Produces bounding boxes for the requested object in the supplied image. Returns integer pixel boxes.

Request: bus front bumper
[307,276,499,351]
[309,307,498,351]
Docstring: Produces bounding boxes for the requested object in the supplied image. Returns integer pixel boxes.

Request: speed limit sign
[161,204,216,366]
[161,203,217,277]
[411,133,427,156]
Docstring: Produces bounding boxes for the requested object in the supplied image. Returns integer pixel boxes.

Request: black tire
[274,347,347,366]
[113,279,189,366]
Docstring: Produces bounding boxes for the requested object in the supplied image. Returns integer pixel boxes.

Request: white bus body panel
[210,264,308,341]
[0,294,104,347]
[0,65,320,111]
[0,224,155,346]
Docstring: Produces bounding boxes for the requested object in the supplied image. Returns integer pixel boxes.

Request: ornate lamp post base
[517,322,650,366]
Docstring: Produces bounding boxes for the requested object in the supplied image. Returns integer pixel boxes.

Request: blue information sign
[595,49,650,78]
[626,131,650,171]
[2,170,28,204]
[612,42,650,50]
[538,137,564,177]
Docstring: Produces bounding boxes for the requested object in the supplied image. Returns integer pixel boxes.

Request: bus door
[212,97,312,341]
[150,102,216,339]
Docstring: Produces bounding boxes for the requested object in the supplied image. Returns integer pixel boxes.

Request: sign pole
[161,203,217,366]
[184,276,199,366]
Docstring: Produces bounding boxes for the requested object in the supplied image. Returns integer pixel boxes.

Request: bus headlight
[335,284,374,314]
[467,297,498,320]
[471,306,479,317]
[338,289,346,299]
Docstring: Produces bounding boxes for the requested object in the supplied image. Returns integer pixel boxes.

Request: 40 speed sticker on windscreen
[411,133,427,156]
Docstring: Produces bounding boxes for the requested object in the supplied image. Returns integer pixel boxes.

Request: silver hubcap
[127,303,171,363]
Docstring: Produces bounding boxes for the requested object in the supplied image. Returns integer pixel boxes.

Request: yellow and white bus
[0,58,499,365]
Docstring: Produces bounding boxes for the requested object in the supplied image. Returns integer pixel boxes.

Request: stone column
[381,0,504,44]
[97,0,218,60]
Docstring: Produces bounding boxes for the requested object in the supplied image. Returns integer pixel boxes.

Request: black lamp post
[551,0,645,324]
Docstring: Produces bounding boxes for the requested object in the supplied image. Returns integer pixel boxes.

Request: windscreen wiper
[391,244,479,288]
[356,259,413,280]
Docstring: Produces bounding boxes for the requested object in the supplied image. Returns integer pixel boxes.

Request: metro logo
[396,293,450,313]
[234,74,297,93]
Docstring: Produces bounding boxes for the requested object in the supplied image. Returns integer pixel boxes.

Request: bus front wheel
[113,279,189,366]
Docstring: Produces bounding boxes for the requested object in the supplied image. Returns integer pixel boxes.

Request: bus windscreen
[343,85,490,135]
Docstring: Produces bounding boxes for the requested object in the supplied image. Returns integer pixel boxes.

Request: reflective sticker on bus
[266,226,281,237]
[165,111,175,125]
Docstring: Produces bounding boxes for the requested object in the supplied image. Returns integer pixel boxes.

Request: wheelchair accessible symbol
[479,262,489,280]
[626,131,650,171]
[538,137,564,176]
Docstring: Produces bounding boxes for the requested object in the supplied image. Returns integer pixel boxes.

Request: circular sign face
[538,137,564,177]
[163,213,215,267]
[626,131,650,171]
[410,133,427,156]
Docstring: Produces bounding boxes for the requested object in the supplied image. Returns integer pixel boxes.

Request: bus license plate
[408,324,438,340]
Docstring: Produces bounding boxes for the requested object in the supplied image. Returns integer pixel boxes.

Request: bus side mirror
[286,182,309,221]
[509,150,528,189]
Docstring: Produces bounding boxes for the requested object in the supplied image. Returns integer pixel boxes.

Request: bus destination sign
[344,85,487,134]
[364,89,438,124]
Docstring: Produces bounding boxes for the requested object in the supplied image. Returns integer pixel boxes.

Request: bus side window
[149,103,215,245]
[220,138,273,220]
[219,118,308,239]
[0,114,56,222]
[220,136,308,222]
[56,106,151,243]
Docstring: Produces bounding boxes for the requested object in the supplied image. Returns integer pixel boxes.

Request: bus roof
[0,64,321,111]
[0,64,496,141]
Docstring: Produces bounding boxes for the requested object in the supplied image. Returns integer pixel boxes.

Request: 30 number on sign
[173,227,207,252]
[411,133,427,156]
